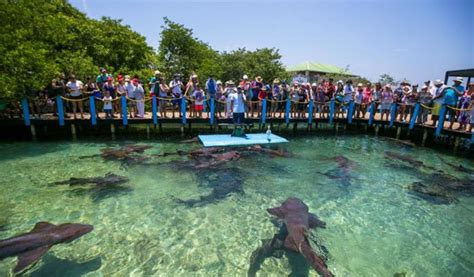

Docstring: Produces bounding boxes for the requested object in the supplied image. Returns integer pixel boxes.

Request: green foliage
[379,73,396,85]
[0,0,157,99]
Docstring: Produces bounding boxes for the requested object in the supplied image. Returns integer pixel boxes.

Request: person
[380,84,393,121]
[417,85,432,124]
[451,77,465,128]
[149,70,162,97]
[216,80,225,118]
[102,76,117,117]
[334,80,345,118]
[457,83,472,131]
[469,83,474,133]
[169,74,183,118]
[84,77,101,119]
[205,75,217,118]
[125,75,136,118]
[394,81,408,121]
[297,84,308,119]
[226,81,237,118]
[158,78,170,119]
[230,84,247,126]
[185,74,199,118]
[66,74,84,119]
[270,79,281,118]
[192,85,205,118]
[251,76,263,117]
[433,83,459,129]
[116,75,127,118]
[257,85,267,118]
[96,68,111,90]
[430,79,447,126]
[373,82,382,115]
[102,90,113,119]
[354,83,364,118]
[50,74,69,117]
[362,83,373,118]
[342,80,354,117]
[132,79,145,118]
[398,85,412,122]
[316,84,326,119]
[240,75,252,117]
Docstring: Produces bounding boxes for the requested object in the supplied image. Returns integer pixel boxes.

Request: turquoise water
[0,136,473,276]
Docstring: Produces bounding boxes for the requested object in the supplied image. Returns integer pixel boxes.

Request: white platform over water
[198,133,289,147]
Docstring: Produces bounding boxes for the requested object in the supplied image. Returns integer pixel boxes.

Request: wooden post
[375,124,380,136]
[71,123,77,140]
[146,124,150,139]
[152,95,157,126]
[57,96,65,126]
[396,126,401,139]
[89,96,97,126]
[435,105,447,136]
[454,137,460,152]
[409,103,420,130]
[422,128,428,146]
[110,123,115,140]
[329,99,335,125]
[389,103,396,128]
[285,98,290,125]
[121,95,128,126]
[261,99,267,125]
[347,101,354,124]
[30,125,37,141]
[210,97,215,125]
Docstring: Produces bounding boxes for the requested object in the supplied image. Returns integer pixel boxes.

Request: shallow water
[0,136,473,276]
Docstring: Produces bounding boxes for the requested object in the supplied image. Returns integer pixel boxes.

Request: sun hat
[216,80,222,85]
[107,76,113,81]
[434,79,443,86]
[124,75,130,81]
[256,76,263,82]
[422,85,428,89]
[243,75,248,80]
[227,80,235,85]
[454,77,464,83]
[337,80,343,84]
[154,70,161,75]
[132,78,138,84]
[311,83,317,87]
[273,79,280,84]
[117,75,123,81]
[357,83,363,87]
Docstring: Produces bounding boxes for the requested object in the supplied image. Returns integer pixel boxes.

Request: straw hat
[124,75,130,82]
[216,80,222,85]
[154,70,161,75]
[434,79,443,86]
[357,83,363,87]
[273,79,280,84]
[256,76,263,82]
[243,75,248,80]
[454,77,464,83]
[227,80,235,85]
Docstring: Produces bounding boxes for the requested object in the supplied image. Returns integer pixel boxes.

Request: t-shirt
[231,92,246,113]
[133,85,145,100]
[66,80,84,97]
[126,83,135,98]
[169,80,183,96]
[103,96,113,110]
[343,85,353,102]
[443,88,457,106]
[96,74,111,88]
[433,85,446,104]
[193,90,204,105]
[103,83,116,98]
[150,77,161,95]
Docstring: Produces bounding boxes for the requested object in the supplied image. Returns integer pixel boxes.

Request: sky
[70,0,473,84]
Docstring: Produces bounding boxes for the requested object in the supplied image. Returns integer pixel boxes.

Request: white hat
[243,75,248,80]
[154,70,161,75]
[434,79,443,86]
[216,80,222,85]
[124,75,130,81]
[422,85,428,89]
[311,83,317,87]
[454,77,464,83]
[337,80,343,84]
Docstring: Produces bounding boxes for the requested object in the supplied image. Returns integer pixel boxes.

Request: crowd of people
[5,68,474,133]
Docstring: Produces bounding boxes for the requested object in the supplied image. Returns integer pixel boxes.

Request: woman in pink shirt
[361,83,373,118]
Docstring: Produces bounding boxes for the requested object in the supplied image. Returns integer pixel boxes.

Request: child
[354,83,364,118]
[193,85,205,118]
[316,85,326,119]
[103,91,113,119]
[380,85,393,121]
[417,85,432,124]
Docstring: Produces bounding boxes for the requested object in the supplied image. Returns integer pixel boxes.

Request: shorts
[381,102,392,111]
[432,103,442,116]
[233,112,245,124]
[445,106,456,119]
[195,104,203,111]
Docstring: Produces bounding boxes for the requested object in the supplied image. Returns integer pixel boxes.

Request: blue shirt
[443,88,457,106]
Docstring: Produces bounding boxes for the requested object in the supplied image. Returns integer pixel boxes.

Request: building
[286,61,356,84]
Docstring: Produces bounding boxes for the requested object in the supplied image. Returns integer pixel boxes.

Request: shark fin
[14,246,49,273]
[308,213,326,229]
[267,207,284,218]
[32,222,56,232]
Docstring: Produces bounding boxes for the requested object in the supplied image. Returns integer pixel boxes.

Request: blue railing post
[152,95,157,126]
[389,103,397,128]
[308,100,314,124]
[435,104,447,136]
[471,130,474,143]
[181,97,187,124]
[56,96,65,126]
[368,101,375,126]
[285,98,291,124]
[89,96,96,125]
[210,97,215,125]
[261,99,267,124]
[121,95,128,125]
[21,99,30,126]
[203,96,207,113]
[347,101,354,124]
[409,103,420,130]
[329,99,335,125]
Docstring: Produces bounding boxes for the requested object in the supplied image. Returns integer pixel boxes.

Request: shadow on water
[69,186,133,202]
[30,254,101,277]
[175,167,245,207]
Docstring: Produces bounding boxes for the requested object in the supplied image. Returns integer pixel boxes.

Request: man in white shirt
[169,74,183,118]
[230,83,247,126]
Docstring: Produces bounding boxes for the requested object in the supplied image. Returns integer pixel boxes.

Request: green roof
[286,61,354,76]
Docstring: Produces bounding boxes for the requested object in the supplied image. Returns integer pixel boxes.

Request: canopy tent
[286,61,355,76]
[444,68,474,84]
